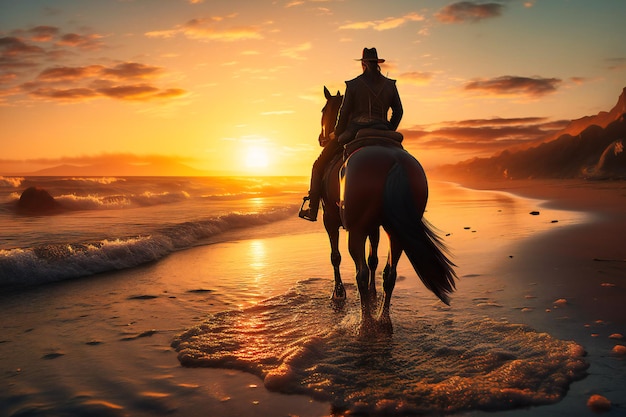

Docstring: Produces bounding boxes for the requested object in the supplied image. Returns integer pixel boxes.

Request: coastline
[457,178,626,416]
[1,178,625,416]
[456,178,626,323]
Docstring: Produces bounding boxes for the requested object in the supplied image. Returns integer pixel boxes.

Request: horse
[316,86,457,334]
[316,87,382,307]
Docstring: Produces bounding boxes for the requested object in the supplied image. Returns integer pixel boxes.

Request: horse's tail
[382,162,457,305]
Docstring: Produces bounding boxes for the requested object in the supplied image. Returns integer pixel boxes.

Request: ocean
[0,175,595,416]
[0,176,304,288]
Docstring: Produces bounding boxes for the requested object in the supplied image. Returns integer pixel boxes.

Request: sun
[244,145,270,169]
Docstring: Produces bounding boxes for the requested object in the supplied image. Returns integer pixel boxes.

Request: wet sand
[454,179,626,416]
[459,179,626,325]
[1,179,625,416]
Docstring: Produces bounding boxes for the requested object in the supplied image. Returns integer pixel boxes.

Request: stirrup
[298,196,317,221]
[299,209,317,222]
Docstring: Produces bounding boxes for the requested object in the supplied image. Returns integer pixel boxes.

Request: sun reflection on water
[248,240,267,271]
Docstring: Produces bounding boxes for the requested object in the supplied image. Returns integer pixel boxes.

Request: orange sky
[1,0,625,175]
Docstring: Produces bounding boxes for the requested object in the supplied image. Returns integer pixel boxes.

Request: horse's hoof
[331,283,346,300]
[376,316,394,335]
[368,293,378,309]
[358,316,377,338]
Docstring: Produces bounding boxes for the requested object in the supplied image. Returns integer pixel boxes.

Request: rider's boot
[299,167,322,222]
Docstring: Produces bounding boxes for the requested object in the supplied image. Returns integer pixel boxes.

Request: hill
[437,88,626,180]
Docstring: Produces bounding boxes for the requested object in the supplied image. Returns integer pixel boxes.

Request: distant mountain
[28,160,209,177]
[437,87,626,180]
[549,87,626,141]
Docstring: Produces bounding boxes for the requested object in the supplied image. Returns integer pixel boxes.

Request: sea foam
[0,207,295,287]
[173,278,589,415]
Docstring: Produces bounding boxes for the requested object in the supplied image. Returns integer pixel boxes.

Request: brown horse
[317,86,457,333]
[317,87,381,306]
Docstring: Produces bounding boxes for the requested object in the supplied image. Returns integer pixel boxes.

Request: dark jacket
[335,72,403,144]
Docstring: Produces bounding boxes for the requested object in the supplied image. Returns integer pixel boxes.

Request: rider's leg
[299,161,323,221]
[299,140,339,221]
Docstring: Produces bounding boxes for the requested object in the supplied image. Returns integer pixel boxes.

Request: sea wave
[55,190,192,210]
[67,177,126,184]
[0,206,296,288]
[4,190,193,211]
[0,176,24,188]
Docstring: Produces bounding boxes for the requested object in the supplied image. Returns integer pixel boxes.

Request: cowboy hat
[355,47,385,63]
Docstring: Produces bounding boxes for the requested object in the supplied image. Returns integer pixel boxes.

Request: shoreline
[1,178,624,416]
[454,178,626,416]
[457,178,626,325]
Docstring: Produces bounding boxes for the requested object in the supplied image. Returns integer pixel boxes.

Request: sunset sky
[1,0,625,176]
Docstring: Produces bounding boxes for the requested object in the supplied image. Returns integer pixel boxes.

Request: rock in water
[16,186,62,214]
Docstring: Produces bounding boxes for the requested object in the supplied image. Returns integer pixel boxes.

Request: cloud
[36,65,104,81]
[34,63,163,83]
[0,153,199,175]
[0,26,187,105]
[463,75,561,97]
[56,33,105,50]
[183,19,263,41]
[146,15,263,42]
[606,57,626,71]
[1,153,194,165]
[17,62,185,102]
[280,42,311,60]
[96,84,186,101]
[399,71,434,86]
[27,26,61,42]
[569,76,587,85]
[101,62,163,79]
[30,87,99,101]
[339,12,424,31]
[1,27,105,74]
[260,110,295,115]
[402,116,569,155]
[436,2,503,23]
[0,36,45,60]
[144,29,179,39]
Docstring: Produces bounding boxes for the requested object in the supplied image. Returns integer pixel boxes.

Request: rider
[299,47,403,222]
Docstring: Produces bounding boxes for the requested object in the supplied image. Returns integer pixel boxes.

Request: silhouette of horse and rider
[299,48,456,335]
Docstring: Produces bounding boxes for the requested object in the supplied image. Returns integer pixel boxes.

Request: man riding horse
[299,47,404,222]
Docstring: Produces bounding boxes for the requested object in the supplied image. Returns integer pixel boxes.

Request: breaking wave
[0,207,296,288]
[173,278,588,416]
[54,190,192,210]
[0,176,24,188]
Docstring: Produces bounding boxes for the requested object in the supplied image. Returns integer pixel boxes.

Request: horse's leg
[325,220,345,302]
[348,231,374,333]
[377,237,403,333]
[367,227,380,308]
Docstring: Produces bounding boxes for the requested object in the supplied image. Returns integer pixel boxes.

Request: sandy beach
[1,179,625,416]
[460,179,626,416]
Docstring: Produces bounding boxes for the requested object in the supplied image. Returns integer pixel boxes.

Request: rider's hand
[329,132,336,140]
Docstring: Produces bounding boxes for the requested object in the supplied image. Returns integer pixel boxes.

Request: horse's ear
[337,90,341,96]
[324,86,331,100]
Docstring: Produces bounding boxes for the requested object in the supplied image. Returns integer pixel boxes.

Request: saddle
[343,128,404,158]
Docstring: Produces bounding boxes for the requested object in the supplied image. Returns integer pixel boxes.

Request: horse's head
[319,86,343,147]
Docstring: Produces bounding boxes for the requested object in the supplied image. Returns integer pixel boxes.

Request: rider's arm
[334,81,355,137]
[388,81,403,131]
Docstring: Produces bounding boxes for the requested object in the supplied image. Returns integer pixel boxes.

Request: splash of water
[173,278,588,415]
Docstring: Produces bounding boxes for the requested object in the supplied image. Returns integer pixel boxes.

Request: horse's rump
[340,145,456,304]
[343,130,404,158]
[339,146,407,230]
